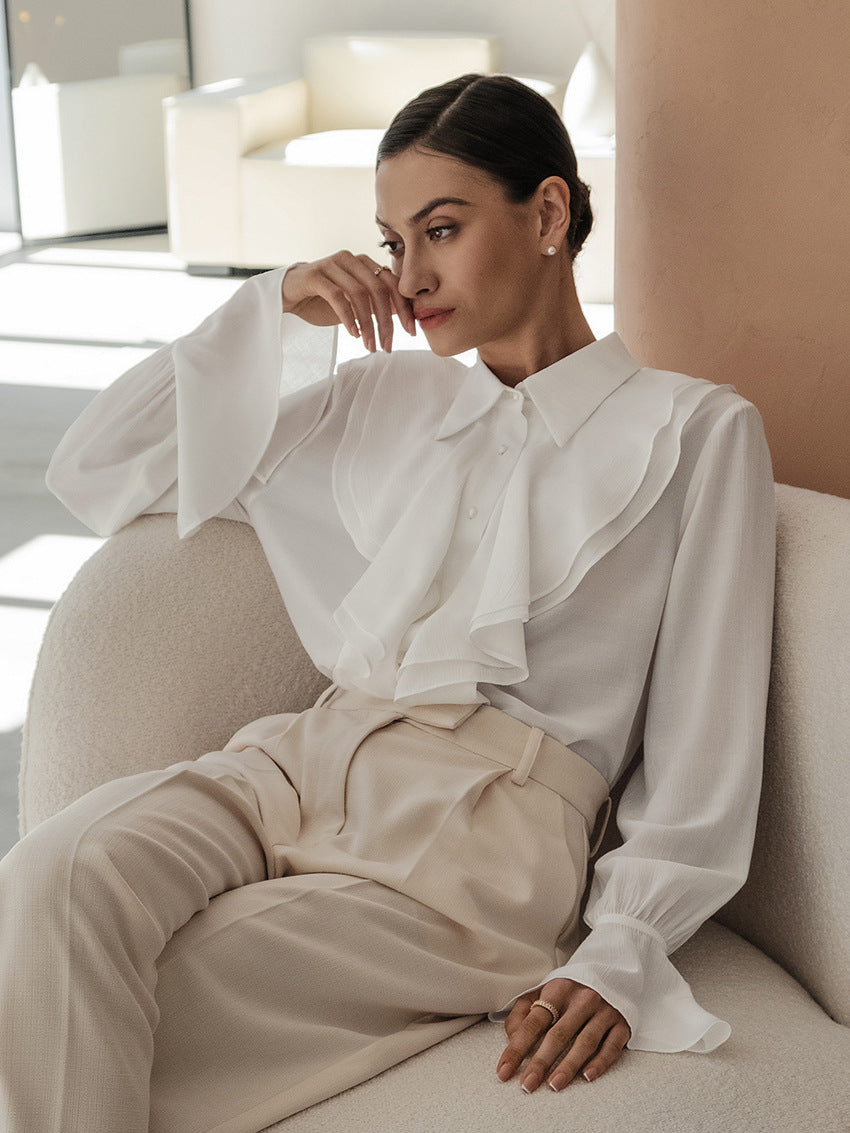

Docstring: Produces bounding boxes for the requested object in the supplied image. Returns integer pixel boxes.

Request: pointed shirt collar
[434,333,641,447]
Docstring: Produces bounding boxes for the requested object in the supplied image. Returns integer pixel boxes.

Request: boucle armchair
[20,483,850,1131]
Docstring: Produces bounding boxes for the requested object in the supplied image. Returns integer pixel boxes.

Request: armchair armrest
[165,75,308,264]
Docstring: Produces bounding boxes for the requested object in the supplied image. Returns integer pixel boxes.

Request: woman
[0,75,775,1131]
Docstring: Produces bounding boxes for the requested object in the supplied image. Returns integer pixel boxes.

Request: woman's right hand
[281,252,416,354]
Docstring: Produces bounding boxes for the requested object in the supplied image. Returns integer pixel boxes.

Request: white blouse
[46,267,776,1056]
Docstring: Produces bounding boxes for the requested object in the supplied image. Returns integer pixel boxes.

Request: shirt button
[497,444,508,455]
[511,389,522,401]
[467,506,478,519]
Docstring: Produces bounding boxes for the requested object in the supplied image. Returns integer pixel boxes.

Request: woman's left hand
[496,978,631,1093]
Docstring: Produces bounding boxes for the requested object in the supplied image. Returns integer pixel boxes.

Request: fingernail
[549,1073,566,1092]
[521,1073,540,1094]
[583,1069,597,1083]
[497,1062,512,1082]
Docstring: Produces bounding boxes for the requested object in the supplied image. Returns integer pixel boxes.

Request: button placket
[455,395,527,553]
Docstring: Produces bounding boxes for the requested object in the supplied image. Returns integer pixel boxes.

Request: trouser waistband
[317,686,611,845]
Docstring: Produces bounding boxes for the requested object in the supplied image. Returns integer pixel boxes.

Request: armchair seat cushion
[267,920,850,1132]
[279,129,384,168]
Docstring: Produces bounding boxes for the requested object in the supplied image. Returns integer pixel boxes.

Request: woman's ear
[537,177,571,255]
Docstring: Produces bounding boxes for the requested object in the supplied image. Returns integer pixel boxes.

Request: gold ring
[531,998,560,1027]
[373,264,387,276]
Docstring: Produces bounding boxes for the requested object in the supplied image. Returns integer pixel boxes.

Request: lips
[415,307,455,329]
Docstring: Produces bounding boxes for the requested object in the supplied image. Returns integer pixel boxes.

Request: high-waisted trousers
[0,686,609,1133]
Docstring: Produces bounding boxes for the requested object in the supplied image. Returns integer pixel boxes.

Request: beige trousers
[0,687,609,1133]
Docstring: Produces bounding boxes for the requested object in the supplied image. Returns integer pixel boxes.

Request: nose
[396,246,436,300]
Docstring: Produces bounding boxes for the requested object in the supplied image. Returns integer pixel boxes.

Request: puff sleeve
[45,267,337,538]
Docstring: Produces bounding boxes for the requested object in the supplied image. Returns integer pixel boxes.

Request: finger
[383,272,417,336]
[351,254,404,352]
[343,271,380,352]
[324,285,361,340]
[502,993,537,1040]
[496,999,556,1083]
[532,1014,620,1093]
[361,255,416,340]
[570,1020,631,1087]
[363,266,396,353]
[317,254,379,351]
[516,1006,599,1093]
[308,269,361,340]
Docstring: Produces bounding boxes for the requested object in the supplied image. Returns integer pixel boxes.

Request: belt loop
[511,727,545,787]
[588,796,613,857]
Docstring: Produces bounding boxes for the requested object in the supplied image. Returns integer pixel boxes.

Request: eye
[378,238,403,258]
[426,224,454,242]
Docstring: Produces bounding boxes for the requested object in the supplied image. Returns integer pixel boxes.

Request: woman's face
[374,149,546,359]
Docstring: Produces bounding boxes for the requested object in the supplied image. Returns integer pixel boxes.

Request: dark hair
[377,73,593,260]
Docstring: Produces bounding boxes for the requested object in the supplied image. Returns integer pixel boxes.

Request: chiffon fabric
[45,266,777,1053]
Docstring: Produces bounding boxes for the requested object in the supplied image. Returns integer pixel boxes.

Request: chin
[424,339,461,358]
[421,328,478,358]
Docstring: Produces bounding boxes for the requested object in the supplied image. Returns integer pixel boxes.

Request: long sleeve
[45,267,337,539]
[540,400,776,1052]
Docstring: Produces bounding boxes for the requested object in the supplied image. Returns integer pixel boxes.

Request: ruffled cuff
[47,268,338,539]
[548,915,730,1053]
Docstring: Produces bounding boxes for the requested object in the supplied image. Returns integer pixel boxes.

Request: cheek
[468,252,529,317]
[462,246,513,297]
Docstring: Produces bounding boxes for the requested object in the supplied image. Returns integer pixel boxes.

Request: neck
[478,262,596,386]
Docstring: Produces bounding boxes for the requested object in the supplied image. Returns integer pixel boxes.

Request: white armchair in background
[164,33,572,276]
[12,43,188,241]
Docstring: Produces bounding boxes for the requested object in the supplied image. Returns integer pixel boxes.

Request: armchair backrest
[19,485,850,1028]
[715,483,850,1027]
[303,33,499,131]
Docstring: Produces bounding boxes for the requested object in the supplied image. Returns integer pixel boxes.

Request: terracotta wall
[615,1,850,498]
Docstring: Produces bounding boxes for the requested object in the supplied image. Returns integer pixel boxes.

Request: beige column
[615,1,850,498]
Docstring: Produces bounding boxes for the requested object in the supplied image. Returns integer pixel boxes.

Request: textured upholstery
[20,514,329,830]
[716,483,850,1026]
[20,483,850,1130]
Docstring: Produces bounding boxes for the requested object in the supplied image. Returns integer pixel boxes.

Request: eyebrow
[375,196,473,230]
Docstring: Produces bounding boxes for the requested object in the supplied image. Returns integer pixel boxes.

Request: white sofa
[160,33,613,293]
[20,482,850,1130]
[12,43,188,240]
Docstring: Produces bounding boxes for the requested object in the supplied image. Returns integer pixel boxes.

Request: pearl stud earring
[546,246,557,256]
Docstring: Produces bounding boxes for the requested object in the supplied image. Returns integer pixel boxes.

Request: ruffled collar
[330,335,717,704]
[435,334,640,445]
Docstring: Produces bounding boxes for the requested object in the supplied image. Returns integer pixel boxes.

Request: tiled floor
[0,231,614,857]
